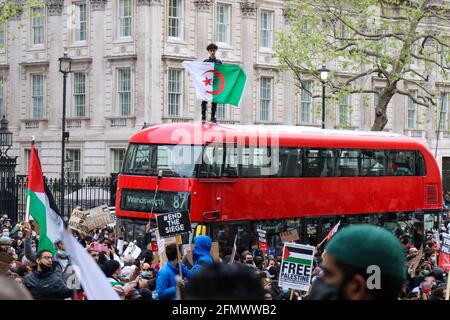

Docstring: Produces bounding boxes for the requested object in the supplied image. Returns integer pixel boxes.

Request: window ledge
[254,121,283,125]
[334,125,358,130]
[404,129,424,138]
[66,117,90,128]
[21,119,48,129]
[162,117,194,123]
[106,116,135,128]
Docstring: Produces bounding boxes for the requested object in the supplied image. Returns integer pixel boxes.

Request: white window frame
[117,0,133,40]
[0,22,6,53]
[116,67,132,117]
[216,3,231,46]
[300,81,313,124]
[259,76,273,122]
[31,7,45,47]
[439,92,449,130]
[67,149,82,180]
[72,71,86,118]
[73,2,87,43]
[216,104,230,121]
[260,10,273,50]
[167,68,183,117]
[111,148,126,173]
[24,148,39,173]
[167,0,183,40]
[407,90,418,129]
[31,74,45,119]
[338,95,351,127]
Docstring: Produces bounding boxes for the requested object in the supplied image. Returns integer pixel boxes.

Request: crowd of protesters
[0,211,449,300]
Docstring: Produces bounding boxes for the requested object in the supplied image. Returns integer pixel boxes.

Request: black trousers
[201,101,217,120]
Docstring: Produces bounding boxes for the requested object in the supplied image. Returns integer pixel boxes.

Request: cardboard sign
[85,205,114,230]
[68,209,90,235]
[280,229,300,243]
[441,234,450,255]
[156,211,191,239]
[123,241,142,259]
[279,242,315,292]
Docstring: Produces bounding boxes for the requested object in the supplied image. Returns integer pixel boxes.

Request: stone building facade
[1,0,450,185]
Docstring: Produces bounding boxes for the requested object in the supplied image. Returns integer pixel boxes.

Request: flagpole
[25,136,35,223]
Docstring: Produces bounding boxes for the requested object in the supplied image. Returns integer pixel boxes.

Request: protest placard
[123,241,141,259]
[85,205,114,231]
[279,242,315,292]
[156,211,191,239]
[68,208,90,235]
[257,229,268,254]
[441,233,450,255]
[280,229,300,243]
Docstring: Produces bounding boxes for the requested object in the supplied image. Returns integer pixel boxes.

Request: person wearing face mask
[306,224,406,300]
[22,250,72,300]
[54,240,69,272]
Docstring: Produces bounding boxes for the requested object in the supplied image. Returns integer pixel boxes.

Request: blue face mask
[140,271,150,279]
[58,250,69,258]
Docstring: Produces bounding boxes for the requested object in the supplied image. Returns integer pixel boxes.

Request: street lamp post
[59,50,72,221]
[318,65,330,129]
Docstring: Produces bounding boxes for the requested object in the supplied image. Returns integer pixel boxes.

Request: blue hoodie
[191,235,213,274]
[156,261,192,300]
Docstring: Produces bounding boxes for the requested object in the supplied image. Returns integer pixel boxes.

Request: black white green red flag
[26,142,64,253]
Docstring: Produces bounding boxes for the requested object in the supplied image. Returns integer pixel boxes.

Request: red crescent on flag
[203,70,225,95]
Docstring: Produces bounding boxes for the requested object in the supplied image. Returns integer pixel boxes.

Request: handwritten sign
[280,229,300,243]
[68,209,90,235]
[85,205,114,230]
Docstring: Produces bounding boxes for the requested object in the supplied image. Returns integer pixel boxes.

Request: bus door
[210,222,251,258]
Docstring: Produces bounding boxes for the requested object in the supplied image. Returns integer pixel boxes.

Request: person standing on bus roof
[190,235,213,274]
[306,224,406,300]
[201,43,222,124]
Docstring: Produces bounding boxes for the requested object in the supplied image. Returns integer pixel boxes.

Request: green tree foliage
[275,0,450,130]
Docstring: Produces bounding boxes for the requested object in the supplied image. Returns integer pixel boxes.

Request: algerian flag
[282,246,314,265]
[26,141,64,254]
[182,61,247,106]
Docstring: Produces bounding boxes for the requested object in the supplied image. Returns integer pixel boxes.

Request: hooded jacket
[156,262,192,300]
[191,235,213,274]
[23,265,72,300]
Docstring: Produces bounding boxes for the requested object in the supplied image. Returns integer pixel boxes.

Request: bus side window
[415,151,426,176]
[389,151,414,176]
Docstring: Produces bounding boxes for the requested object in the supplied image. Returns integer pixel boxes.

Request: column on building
[7,12,21,134]
[239,0,257,125]
[194,1,212,58]
[46,0,64,131]
[136,0,163,126]
[89,0,107,130]
[281,9,295,125]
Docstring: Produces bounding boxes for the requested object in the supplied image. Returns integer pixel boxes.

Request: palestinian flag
[182,61,247,106]
[26,142,64,254]
[283,246,314,265]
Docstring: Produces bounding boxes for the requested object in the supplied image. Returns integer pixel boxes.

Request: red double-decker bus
[116,122,442,254]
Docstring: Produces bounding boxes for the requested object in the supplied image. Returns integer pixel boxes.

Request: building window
[407,90,418,129]
[260,10,273,49]
[300,81,313,124]
[259,76,273,122]
[73,72,86,117]
[112,149,126,173]
[67,149,81,180]
[0,78,4,117]
[118,0,132,38]
[216,104,230,120]
[338,95,351,127]
[216,3,231,45]
[0,22,5,51]
[439,92,448,130]
[168,0,183,39]
[31,7,44,45]
[74,3,87,42]
[168,69,182,117]
[31,74,44,119]
[116,68,131,116]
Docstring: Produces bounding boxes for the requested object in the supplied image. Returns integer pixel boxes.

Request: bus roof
[129,122,427,150]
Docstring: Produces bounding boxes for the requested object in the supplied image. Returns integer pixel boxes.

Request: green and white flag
[182,61,247,106]
[26,142,64,254]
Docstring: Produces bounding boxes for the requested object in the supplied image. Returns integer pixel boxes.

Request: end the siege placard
[156,211,191,239]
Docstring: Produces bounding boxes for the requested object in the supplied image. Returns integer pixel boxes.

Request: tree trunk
[371,85,397,131]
